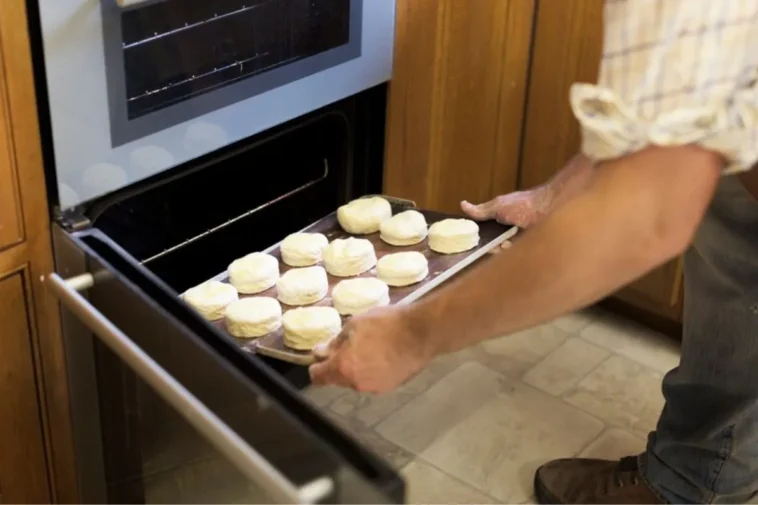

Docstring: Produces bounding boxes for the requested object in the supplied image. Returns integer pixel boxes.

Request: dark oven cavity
[91,86,386,294]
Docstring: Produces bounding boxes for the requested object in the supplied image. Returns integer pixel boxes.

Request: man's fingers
[309,359,352,388]
[313,327,350,360]
[311,343,331,360]
[461,199,498,221]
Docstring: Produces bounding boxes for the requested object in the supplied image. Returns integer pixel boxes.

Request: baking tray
[204,196,517,365]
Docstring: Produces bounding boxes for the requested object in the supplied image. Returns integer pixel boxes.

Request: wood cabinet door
[519,0,684,321]
[384,0,535,213]
[0,1,78,501]
[0,270,51,503]
[0,49,23,252]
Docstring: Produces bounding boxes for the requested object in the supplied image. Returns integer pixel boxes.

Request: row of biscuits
[181,196,481,352]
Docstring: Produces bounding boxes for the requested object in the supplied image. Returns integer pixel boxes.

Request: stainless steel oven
[37,0,393,209]
[27,0,401,502]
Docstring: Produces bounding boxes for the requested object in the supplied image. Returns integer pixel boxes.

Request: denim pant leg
[640,174,758,504]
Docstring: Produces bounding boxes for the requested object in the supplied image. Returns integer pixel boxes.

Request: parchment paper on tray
[207,197,517,366]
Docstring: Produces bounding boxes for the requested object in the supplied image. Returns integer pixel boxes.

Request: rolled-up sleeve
[571,0,758,174]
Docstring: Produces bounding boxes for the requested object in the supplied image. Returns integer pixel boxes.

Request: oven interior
[89,86,385,293]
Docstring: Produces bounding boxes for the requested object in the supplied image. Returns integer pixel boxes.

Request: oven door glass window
[108,0,360,144]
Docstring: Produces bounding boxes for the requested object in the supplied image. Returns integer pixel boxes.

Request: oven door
[49,226,404,504]
[35,0,394,209]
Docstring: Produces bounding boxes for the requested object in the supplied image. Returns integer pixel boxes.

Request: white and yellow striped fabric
[571,0,758,174]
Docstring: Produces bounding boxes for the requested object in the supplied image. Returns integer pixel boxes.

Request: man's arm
[460,154,594,228]
[310,145,720,392]
[542,153,594,213]
[409,145,720,359]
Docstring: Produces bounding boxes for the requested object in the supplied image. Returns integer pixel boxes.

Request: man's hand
[461,154,594,229]
[461,189,549,229]
[309,306,429,393]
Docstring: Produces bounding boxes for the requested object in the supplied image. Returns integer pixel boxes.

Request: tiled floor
[302,307,681,504]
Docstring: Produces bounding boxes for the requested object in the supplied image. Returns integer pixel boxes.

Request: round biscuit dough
[376,251,429,287]
[182,280,238,321]
[379,210,428,246]
[332,277,390,315]
[337,197,392,234]
[228,252,280,294]
[428,218,480,254]
[276,266,329,306]
[282,306,342,350]
[322,238,377,277]
[280,232,329,267]
[225,297,282,338]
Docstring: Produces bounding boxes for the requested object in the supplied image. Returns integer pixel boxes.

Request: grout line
[552,352,661,438]
[412,455,504,504]
[339,360,472,430]
[576,330,673,378]
[574,426,613,457]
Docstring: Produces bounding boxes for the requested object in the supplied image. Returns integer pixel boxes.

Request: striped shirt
[571,0,758,174]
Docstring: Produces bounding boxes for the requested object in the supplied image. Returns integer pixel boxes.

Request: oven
[37,0,392,209]
[28,0,401,503]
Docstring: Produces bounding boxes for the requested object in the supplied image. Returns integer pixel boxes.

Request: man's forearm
[407,147,720,359]
[541,153,595,212]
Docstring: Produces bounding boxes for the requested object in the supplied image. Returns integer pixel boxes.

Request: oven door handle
[47,272,334,504]
[114,0,153,7]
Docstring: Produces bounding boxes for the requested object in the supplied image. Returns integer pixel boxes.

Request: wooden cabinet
[0,58,23,252]
[518,0,603,189]
[0,272,51,503]
[384,0,535,213]
[518,0,684,323]
[0,1,78,502]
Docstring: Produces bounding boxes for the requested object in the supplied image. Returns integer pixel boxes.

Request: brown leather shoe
[534,456,667,504]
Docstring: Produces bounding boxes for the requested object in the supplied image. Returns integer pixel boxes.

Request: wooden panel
[615,259,685,322]
[518,0,683,323]
[0,1,79,501]
[0,269,51,503]
[519,0,604,188]
[384,0,535,213]
[0,45,23,252]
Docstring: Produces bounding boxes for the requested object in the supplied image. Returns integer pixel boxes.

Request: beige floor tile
[579,428,646,460]
[301,385,347,408]
[375,362,506,454]
[563,355,664,438]
[325,411,414,469]
[420,382,605,503]
[329,353,466,427]
[523,338,610,396]
[401,460,496,504]
[551,308,601,334]
[580,315,680,373]
[481,324,570,373]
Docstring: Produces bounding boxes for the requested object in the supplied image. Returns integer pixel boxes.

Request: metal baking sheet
[203,196,517,366]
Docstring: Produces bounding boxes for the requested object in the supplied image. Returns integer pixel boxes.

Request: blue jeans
[641,174,758,503]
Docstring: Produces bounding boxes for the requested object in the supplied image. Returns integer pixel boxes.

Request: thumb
[461,199,498,221]
[312,327,350,360]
